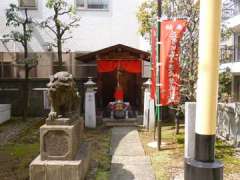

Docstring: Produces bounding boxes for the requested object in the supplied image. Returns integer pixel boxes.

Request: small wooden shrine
[76,44,150,116]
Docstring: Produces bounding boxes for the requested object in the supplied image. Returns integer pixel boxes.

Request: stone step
[103,118,137,121]
[103,118,139,127]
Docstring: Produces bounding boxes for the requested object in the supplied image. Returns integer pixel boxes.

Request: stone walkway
[110,127,155,180]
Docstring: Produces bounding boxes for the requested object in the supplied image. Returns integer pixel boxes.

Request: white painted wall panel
[0,0,146,52]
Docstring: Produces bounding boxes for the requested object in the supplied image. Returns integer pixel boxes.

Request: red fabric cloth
[114,88,124,100]
[97,59,141,74]
[97,60,119,73]
[121,61,141,73]
[160,19,187,105]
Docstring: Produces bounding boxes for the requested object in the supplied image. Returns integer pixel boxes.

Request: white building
[220,0,240,101]
[0,0,150,79]
[0,0,150,113]
[0,0,145,53]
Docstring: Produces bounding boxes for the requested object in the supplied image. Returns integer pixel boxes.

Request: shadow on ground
[110,163,135,180]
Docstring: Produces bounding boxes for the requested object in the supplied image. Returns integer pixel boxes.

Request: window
[75,63,97,78]
[233,75,240,101]
[76,0,109,10]
[234,34,240,62]
[220,45,234,64]
[76,0,85,8]
[19,0,37,9]
[234,0,240,15]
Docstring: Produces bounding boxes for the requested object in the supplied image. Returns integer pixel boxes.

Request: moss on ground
[0,117,43,180]
[82,126,111,180]
[216,140,240,175]
[138,123,184,180]
[139,123,240,180]
[0,118,112,180]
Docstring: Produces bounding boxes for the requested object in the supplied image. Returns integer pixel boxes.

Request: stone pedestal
[185,158,223,180]
[40,119,80,161]
[149,98,155,129]
[85,91,96,128]
[185,102,196,159]
[30,143,91,180]
[84,77,97,128]
[30,118,91,180]
[143,89,150,129]
[0,104,11,124]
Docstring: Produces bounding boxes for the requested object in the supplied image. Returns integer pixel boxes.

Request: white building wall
[226,14,240,32]
[0,0,145,53]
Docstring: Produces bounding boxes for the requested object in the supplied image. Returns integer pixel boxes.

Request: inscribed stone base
[185,102,196,159]
[46,117,75,125]
[30,143,91,180]
[40,120,80,160]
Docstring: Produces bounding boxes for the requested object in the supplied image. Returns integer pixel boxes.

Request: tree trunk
[22,44,29,121]
[23,64,29,121]
[175,117,180,135]
[57,38,63,72]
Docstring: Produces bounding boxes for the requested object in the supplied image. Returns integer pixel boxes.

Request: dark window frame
[19,0,38,10]
[76,0,109,10]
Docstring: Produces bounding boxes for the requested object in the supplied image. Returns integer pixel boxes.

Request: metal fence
[222,0,240,20]
[220,46,235,64]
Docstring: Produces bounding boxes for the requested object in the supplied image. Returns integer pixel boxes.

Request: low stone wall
[185,102,240,159]
[0,79,86,117]
[217,103,240,147]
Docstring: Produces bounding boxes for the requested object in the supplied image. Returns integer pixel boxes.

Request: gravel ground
[171,169,240,180]
[0,118,43,180]
[169,160,240,180]
[0,122,25,145]
[0,118,43,145]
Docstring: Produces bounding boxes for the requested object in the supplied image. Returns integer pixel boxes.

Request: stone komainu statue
[47,71,80,120]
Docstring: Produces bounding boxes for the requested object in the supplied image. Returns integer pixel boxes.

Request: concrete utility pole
[184,0,224,179]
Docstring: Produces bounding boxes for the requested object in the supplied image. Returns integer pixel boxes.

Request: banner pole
[157,0,162,151]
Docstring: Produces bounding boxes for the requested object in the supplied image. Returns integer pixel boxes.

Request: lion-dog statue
[47,71,80,121]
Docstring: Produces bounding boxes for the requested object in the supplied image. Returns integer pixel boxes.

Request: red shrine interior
[76,44,150,114]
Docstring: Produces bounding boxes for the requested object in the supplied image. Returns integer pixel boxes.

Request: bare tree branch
[43,0,80,69]
[45,23,58,35]
[60,18,80,37]
[58,9,72,16]
[62,36,72,41]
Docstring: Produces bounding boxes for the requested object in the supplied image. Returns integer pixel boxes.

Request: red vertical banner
[160,19,187,105]
[151,26,157,100]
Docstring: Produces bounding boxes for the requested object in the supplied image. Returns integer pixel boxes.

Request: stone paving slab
[110,164,155,180]
[112,156,152,165]
[110,127,155,180]
[111,133,141,143]
[110,127,145,156]
[111,142,145,156]
[111,127,137,135]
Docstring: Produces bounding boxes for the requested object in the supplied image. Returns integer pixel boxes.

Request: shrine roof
[75,44,150,62]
